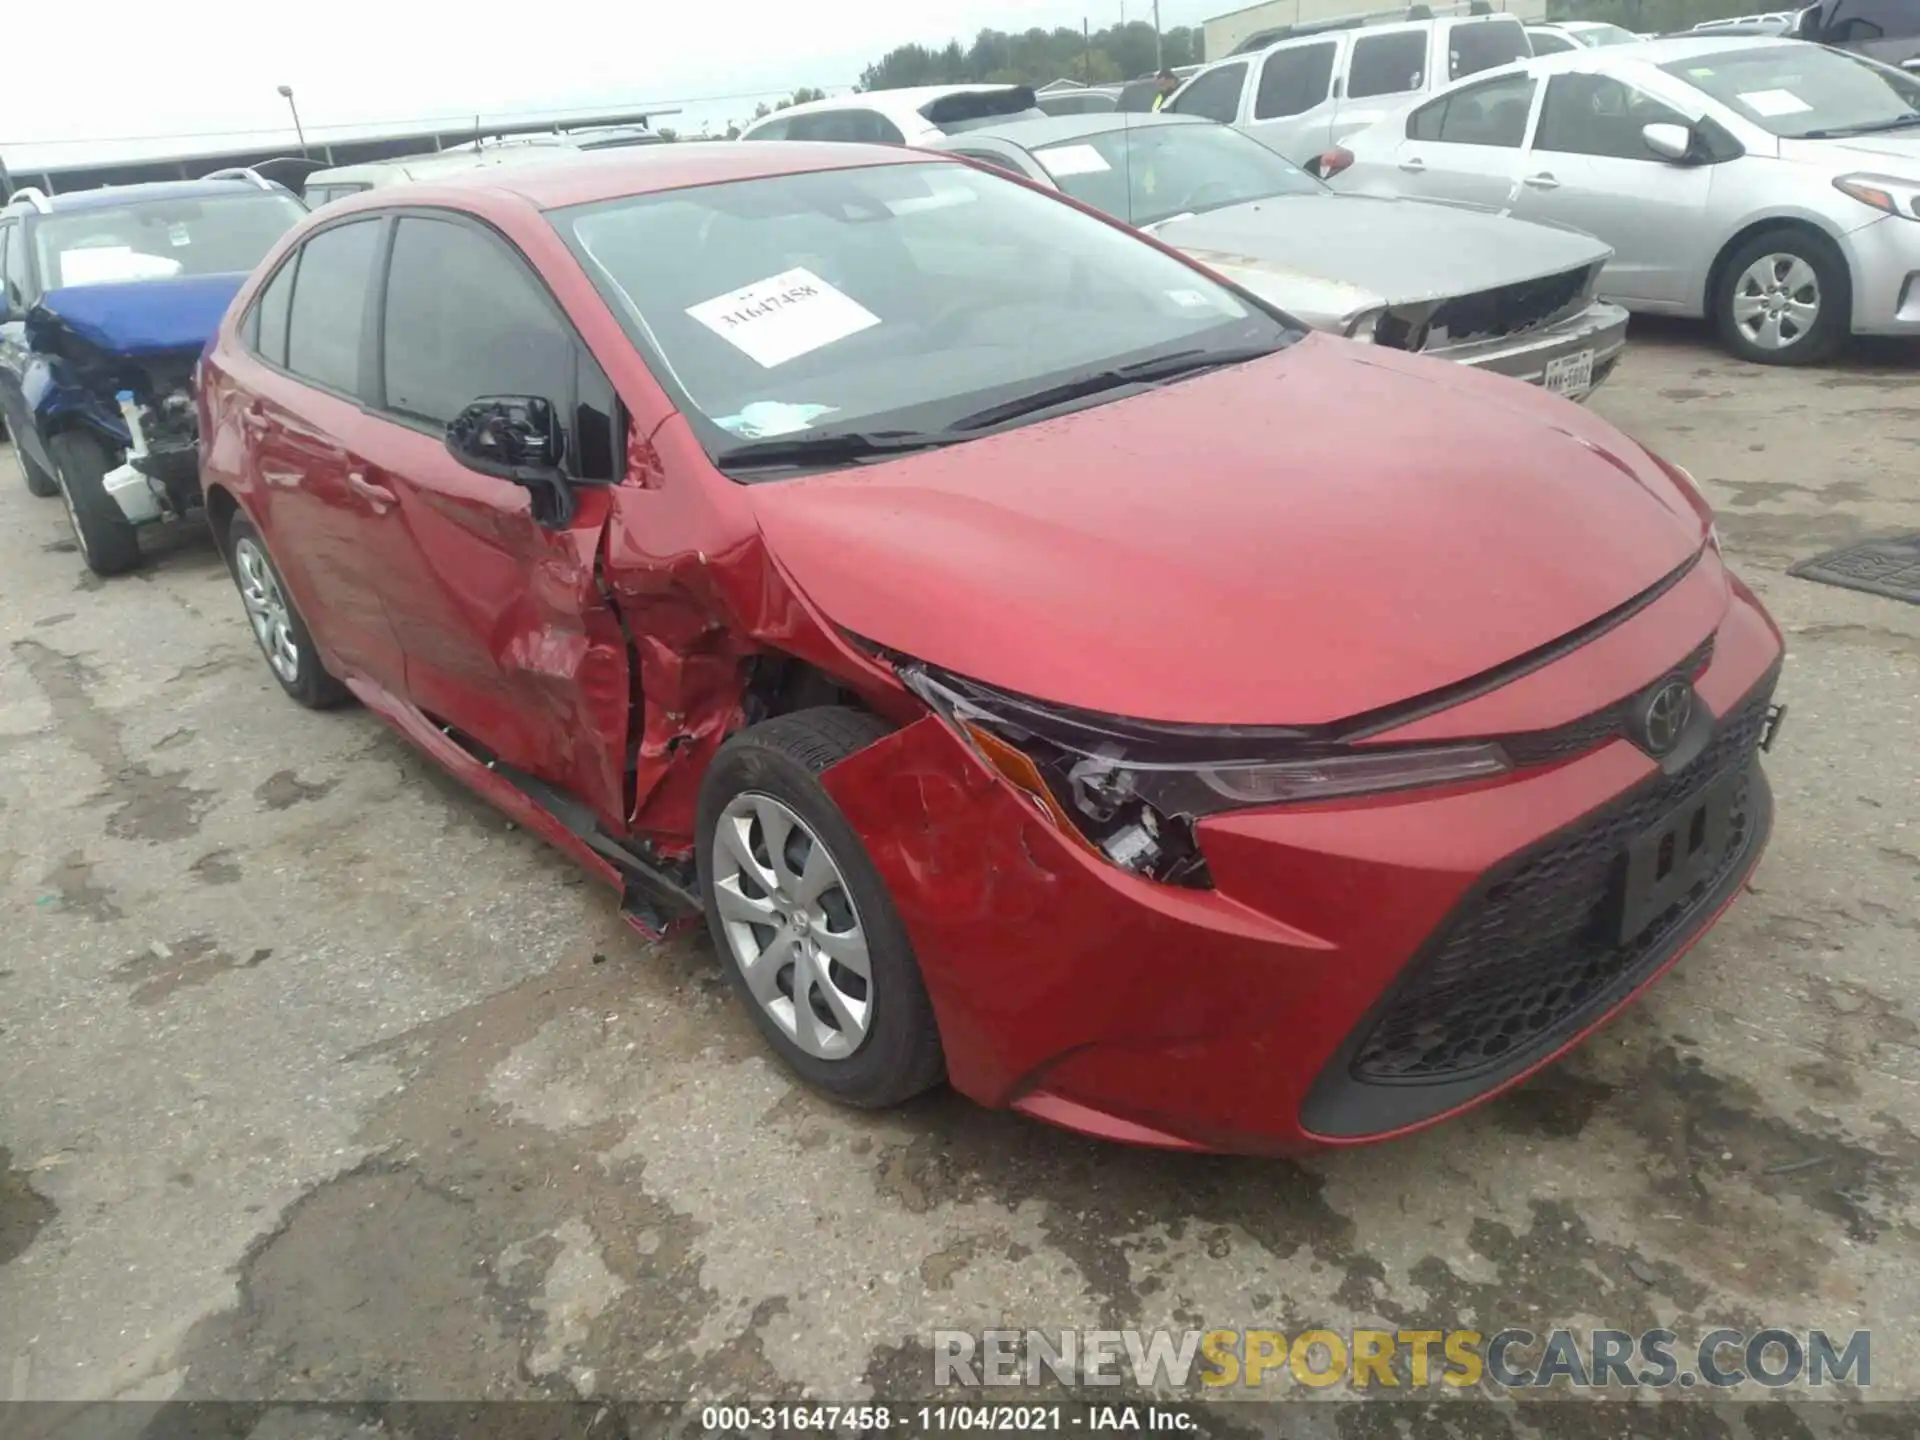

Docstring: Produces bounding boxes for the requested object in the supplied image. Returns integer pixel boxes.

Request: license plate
[1544,349,1595,397]
[1616,771,1739,944]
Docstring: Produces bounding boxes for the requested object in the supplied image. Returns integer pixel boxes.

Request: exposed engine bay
[26,306,205,524]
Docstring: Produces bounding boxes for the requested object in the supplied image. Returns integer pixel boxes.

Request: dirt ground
[0,320,1915,1428]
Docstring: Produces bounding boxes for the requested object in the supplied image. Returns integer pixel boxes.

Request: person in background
[1151,69,1180,110]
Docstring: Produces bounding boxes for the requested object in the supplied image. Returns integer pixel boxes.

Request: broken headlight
[899,663,1509,887]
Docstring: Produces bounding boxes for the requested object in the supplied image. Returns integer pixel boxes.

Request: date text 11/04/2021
[699,1406,1194,1433]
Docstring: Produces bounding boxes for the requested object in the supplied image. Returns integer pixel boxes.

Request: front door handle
[1523,172,1561,190]
[347,470,397,513]
[1398,157,1426,172]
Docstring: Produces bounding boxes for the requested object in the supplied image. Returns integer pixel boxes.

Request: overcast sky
[2,0,1221,166]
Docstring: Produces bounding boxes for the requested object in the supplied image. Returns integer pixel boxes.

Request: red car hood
[748,334,1704,726]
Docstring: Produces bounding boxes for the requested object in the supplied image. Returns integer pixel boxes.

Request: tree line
[857,21,1205,92]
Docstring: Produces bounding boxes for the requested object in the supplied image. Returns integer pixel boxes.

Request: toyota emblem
[1638,679,1694,757]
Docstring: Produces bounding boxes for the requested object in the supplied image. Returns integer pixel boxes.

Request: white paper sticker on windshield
[56,246,184,286]
[1738,88,1813,117]
[714,402,839,439]
[687,268,880,369]
[1166,289,1216,310]
[1039,144,1113,178]
[167,223,192,248]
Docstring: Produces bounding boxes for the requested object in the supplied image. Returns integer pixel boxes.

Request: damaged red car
[196,143,1786,1155]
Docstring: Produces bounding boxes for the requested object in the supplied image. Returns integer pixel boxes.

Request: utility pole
[1085,17,1093,82]
[1153,0,1164,71]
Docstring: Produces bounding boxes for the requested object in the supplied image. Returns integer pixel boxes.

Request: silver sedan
[1329,37,1920,363]
[926,112,1628,401]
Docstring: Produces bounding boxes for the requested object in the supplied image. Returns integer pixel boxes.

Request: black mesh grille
[1498,635,1715,768]
[1425,264,1594,345]
[1349,676,1774,1084]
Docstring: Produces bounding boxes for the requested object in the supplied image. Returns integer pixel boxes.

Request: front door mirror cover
[1642,122,1693,163]
[445,394,576,526]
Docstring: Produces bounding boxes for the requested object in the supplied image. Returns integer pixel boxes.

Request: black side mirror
[445,395,576,526]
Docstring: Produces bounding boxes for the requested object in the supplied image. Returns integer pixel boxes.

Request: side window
[748,116,792,141]
[573,349,620,483]
[1167,61,1249,122]
[1824,0,1920,40]
[285,219,381,395]
[1347,32,1428,101]
[856,110,907,143]
[2,219,30,307]
[249,257,298,366]
[1449,19,1531,79]
[1255,42,1338,119]
[1414,73,1538,146]
[1535,73,1690,160]
[380,217,582,446]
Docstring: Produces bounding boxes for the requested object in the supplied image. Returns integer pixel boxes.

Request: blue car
[0,172,306,574]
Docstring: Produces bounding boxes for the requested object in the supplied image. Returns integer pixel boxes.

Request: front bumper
[822,567,1783,1156]
[1843,215,1920,336]
[1419,299,1630,402]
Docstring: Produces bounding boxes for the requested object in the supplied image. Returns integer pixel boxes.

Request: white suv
[1164,13,1531,166]
[737,85,1045,145]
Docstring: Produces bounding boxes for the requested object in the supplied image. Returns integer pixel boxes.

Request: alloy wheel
[1730,253,1820,352]
[233,537,302,683]
[709,791,873,1061]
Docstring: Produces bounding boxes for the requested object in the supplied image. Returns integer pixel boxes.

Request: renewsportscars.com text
[932,1327,1871,1392]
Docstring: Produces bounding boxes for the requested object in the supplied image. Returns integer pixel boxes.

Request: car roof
[937,111,1214,149]
[333,141,943,212]
[755,84,1026,124]
[9,177,287,216]
[306,143,578,184]
[1550,34,1802,65]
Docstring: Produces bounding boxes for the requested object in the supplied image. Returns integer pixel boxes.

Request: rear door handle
[347,470,397,513]
[1398,157,1426,172]
[240,404,268,435]
[1523,172,1560,190]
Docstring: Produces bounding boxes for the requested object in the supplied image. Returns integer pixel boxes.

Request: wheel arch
[1701,212,1853,321]
[202,482,243,558]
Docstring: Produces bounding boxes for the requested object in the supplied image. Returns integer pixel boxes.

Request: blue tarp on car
[29,273,248,356]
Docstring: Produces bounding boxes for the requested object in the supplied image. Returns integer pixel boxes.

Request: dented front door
[350,414,630,833]
[343,211,633,831]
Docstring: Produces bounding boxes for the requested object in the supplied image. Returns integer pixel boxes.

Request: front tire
[48,430,141,574]
[8,428,59,498]
[225,513,352,709]
[1714,228,1850,366]
[697,708,945,1108]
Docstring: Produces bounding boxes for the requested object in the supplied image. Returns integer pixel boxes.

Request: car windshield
[33,192,307,288]
[1031,122,1325,227]
[1575,23,1641,45]
[553,160,1297,473]
[1662,43,1920,137]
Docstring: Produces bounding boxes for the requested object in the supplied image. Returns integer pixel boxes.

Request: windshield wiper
[944,344,1286,433]
[712,429,956,473]
[1803,113,1920,138]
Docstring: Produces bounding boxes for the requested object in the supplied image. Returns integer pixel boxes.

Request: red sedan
[196,142,1785,1155]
